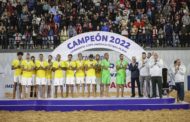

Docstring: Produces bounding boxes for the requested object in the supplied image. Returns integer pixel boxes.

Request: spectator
[145,25,152,47]
[182,11,190,26]
[9,13,17,28]
[32,27,37,49]
[76,23,83,34]
[137,26,143,46]
[130,25,138,43]
[88,22,93,31]
[40,22,49,49]
[134,19,144,28]
[53,13,61,27]
[188,27,190,47]
[180,24,188,47]
[152,26,158,47]
[173,17,181,46]
[23,26,31,49]
[13,32,22,49]
[0,28,7,49]
[43,1,50,13]
[173,31,180,47]
[48,26,54,49]
[141,26,146,47]
[158,27,164,47]
[121,27,129,37]
[53,24,60,48]
[16,2,23,15]
[21,11,30,33]
[101,22,110,32]
[164,22,173,47]
[93,0,101,11]
[36,31,42,49]
[60,26,68,43]
[28,0,36,11]
[68,25,77,38]
[7,26,15,49]
[0,0,189,49]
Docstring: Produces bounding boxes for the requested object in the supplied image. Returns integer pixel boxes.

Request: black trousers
[131,77,141,96]
[175,82,184,101]
[151,76,163,98]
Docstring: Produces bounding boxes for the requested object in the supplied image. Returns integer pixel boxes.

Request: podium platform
[0,97,189,111]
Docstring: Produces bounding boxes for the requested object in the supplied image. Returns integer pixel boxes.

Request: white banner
[51,31,145,60]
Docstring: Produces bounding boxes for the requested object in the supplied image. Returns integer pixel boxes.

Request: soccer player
[52,54,65,98]
[65,54,76,98]
[75,53,85,97]
[85,54,97,97]
[95,54,102,96]
[116,54,128,97]
[101,53,111,97]
[46,55,53,98]
[11,52,23,99]
[35,54,48,99]
[21,53,35,99]
[30,56,36,98]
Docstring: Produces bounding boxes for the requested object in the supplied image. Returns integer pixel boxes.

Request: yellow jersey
[12,59,22,76]
[75,60,85,77]
[85,60,97,77]
[46,61,53,79]
[95,60,101,78]
[31,61,36,75]
[65,61,76,78]
[21,60,35,78]
[35,60,48,78]
[31,68,36,75]
[53,61,65,78]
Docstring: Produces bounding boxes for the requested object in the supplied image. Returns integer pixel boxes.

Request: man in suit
[129,56,142,97]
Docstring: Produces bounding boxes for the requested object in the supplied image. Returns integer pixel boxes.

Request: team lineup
[11,51,186,103]
[12,52,129,99]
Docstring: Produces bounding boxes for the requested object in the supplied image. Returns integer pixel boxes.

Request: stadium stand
[0,0,189,49]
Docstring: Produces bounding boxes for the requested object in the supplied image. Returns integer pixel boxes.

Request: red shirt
[133,21,145,28]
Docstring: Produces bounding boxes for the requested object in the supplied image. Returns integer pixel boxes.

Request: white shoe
[178,100,186,103]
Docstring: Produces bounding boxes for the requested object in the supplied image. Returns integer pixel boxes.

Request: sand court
[0,91,190,122]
